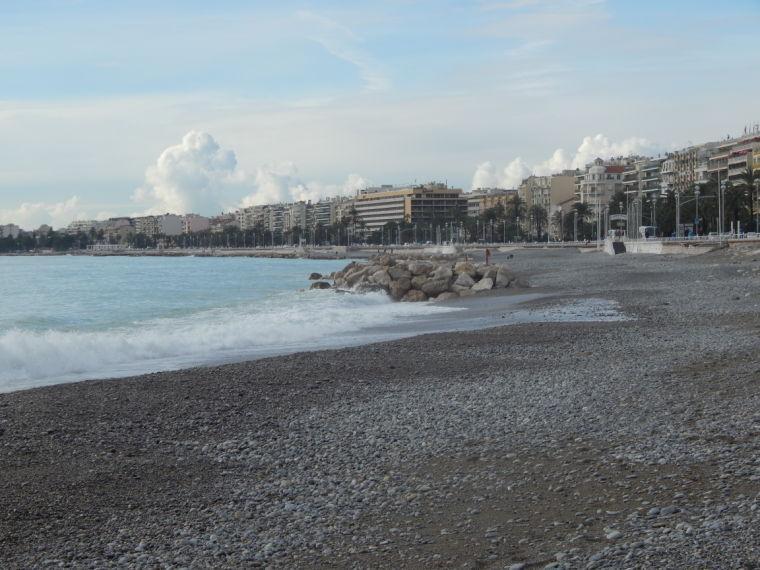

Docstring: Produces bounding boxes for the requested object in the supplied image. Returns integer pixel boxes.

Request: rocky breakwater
[322,255,526,301]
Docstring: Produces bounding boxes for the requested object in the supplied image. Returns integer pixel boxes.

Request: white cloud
[132,130,247,215]
[240,164,369,207]
[472,158,531,189]
[0,196,86,230]
[473,133,661,189]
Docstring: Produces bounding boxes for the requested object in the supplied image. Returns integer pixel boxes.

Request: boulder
[452,272,475,291]
[458,289,476,297]
[374,254,395,267]
[389,277,412,300]
[475,264,498,279]
[308,272,323,280]
[433,291,459,302]
[370,269,391,288]
[453,261,477,277]
[310,281,331,290]
[495,266,516,288]
[408,260,434,275]
[401,289,428,302]
[471,277,494,292]
[388,266,412,281]
[411,275,428,290]
[355,283,386,294]
[420,278,451,297]
[431,265,453,281]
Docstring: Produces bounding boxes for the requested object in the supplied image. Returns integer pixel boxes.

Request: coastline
[1,247,759,567]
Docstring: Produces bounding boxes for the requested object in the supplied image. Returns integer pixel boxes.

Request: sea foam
[0,289,458,392]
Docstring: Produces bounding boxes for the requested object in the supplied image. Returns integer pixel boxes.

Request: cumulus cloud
[240,165,369,207]
[472,158,531,190]
[0,196,86,230]
[134,131,371,214]
[473,133,660,189]
[132,130,247,215]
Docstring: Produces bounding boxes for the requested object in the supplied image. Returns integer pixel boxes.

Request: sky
[1,0,759,228]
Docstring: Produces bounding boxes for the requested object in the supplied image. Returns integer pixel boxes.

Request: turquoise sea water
[0,256,460,392]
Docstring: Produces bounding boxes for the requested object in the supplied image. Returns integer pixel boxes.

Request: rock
[308,272,322,280]
[471,277,494,292]
[411,275,428,289]
[433,292,459,302]
[475,264,498,279]
[605,530,622,540]
[660,505,679,516]
[458,289,476,297]
[401,289,428,302]
[370,269,391,288]
[431,265,453,281]
[389,277,412,300]
[453,261,477,277]
[452,273,475,291]
[408,261,434,275]
[373,254,394,267]
[495,266,515,288]
[421,278,451,296]
[355,283,386,294]
[388,266,411,281]
[309,281,332,290]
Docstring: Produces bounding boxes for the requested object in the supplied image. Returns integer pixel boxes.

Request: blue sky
[1,0,759,227]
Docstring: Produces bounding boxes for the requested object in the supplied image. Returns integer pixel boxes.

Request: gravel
[1,244,759,568]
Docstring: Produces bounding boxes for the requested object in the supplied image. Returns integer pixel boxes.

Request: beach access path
[0,245,759,568]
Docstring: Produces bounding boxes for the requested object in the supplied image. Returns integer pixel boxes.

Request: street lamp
[694,184,701,236]
[754,179,760,233]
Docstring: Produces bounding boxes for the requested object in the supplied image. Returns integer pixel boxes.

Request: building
[209,213,239,233]
[0,224,21,238]
[66,219,100,235]
[661,143,717,195]
[466,188,518,217]
[519,171,577,213]
[283,201,311,231]
[575,158,633,210]
[312,199,336,228]
[353,182,467,232]
[133,216,158,236]
[102,218,134,242]
[622,158,666,198]
[182,214,210,234]
[705,131,760,183]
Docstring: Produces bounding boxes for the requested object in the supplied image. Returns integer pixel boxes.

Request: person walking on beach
[485,247,491,265]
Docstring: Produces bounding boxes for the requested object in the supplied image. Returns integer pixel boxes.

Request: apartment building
[575,158,632,210]
[183,214,210,234]
[661,143,717,195]
[519,171,576,212]
[66,219,100,235]
[354,182,467,232]
[707,131,760,182]
[622,158,666,197]
[466,188,518,217]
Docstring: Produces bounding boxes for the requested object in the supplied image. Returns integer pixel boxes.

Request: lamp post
[694,185,701,236]
[755,179,760,233]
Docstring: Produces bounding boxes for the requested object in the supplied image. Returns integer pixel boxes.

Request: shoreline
[1,247,759,567]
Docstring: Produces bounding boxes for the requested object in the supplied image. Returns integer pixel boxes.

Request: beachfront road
[1,245,759,568]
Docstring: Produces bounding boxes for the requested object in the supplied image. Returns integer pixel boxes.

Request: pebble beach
[1,245,759,568]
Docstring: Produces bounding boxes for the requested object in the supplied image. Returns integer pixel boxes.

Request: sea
[0,255,627,393]
[0,255,466,392]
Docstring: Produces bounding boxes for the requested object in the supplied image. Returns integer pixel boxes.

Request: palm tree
[571,202,592,240]
[530,205,548,239]
[735,168,758,232]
